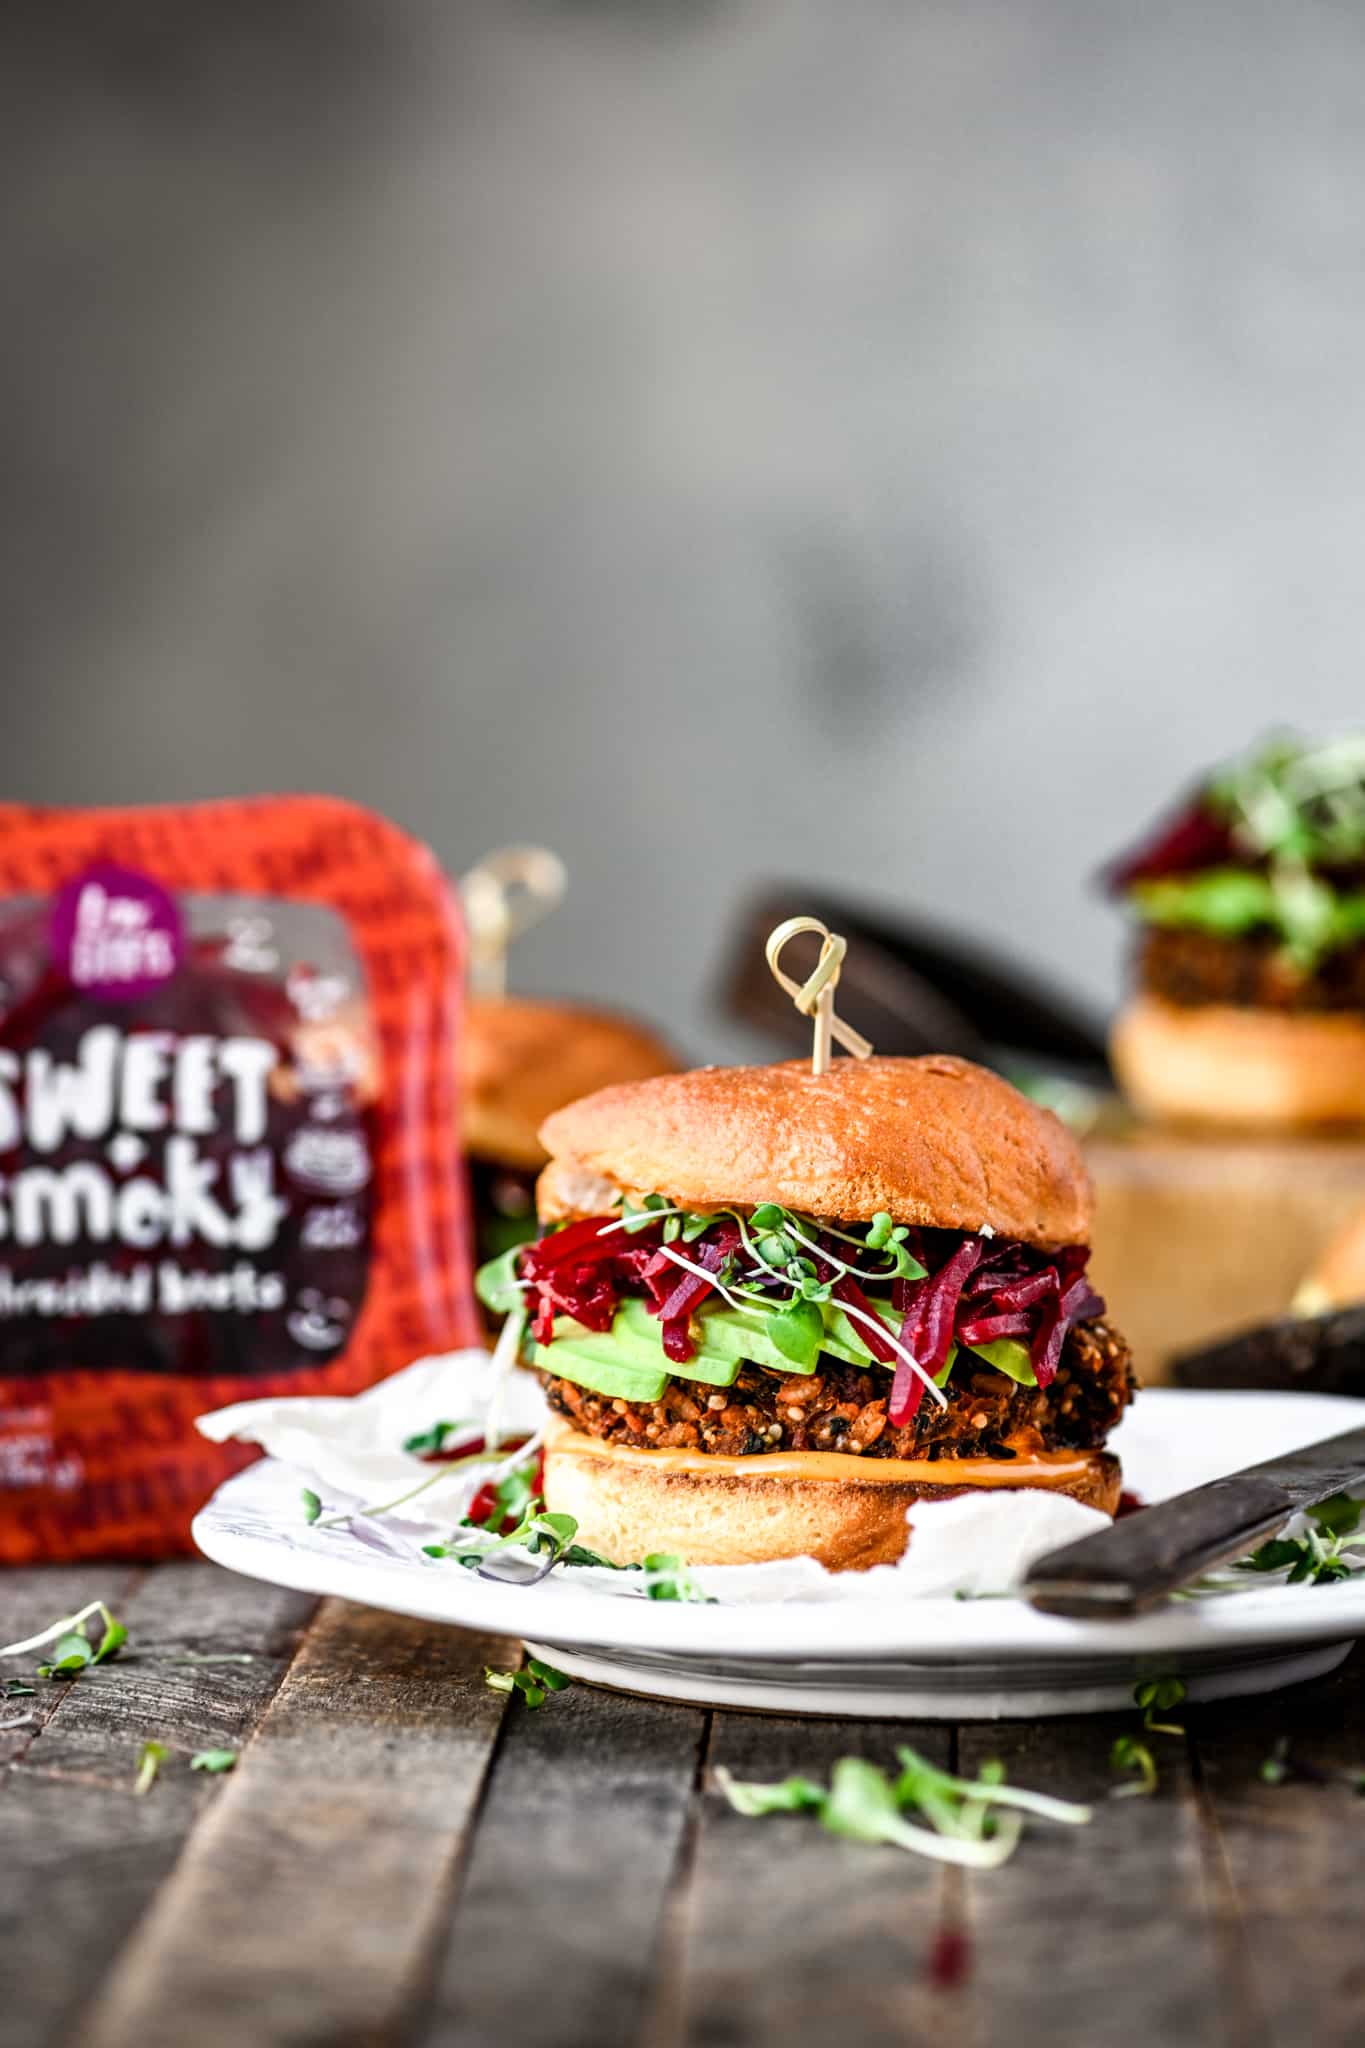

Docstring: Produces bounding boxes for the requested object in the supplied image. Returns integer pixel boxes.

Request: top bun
[538,1054,1092,1247]
[460,996,676,1171]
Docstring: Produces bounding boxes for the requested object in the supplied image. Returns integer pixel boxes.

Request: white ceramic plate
[193,1389,1365,1717]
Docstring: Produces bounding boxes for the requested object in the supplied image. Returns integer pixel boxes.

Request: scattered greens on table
[716,1743,1091,1867]
[0,1600,128,1681]
[133,1740,169,1796]
[484,1658,571,1710]
[1110,1679,1188,1798]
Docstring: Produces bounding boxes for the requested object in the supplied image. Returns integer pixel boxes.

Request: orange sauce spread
[548,1427,1096,1490]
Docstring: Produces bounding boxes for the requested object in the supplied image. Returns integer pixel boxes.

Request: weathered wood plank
[77,1597,516,2048]
[421,1682,706,2048]
[1191,1642,1365,2048]
[659,1714,957,2048]
[956,1715,1249,2048]
[0,1561,314,2048]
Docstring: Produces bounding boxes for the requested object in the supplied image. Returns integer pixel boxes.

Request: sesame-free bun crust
[460,996,676,1170]
[543,1430,1121,1570]
[537,1055,1091,1247]
[1112,996,1365,1130]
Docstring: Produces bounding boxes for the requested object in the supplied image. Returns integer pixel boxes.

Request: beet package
[0,798,477,1561]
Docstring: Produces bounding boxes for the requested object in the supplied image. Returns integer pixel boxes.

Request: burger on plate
[1107,734,1365,1127]
[479,1054,1134,1569]
[460,996,676,1271]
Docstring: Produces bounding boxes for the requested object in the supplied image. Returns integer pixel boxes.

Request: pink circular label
[50,861,185,1001]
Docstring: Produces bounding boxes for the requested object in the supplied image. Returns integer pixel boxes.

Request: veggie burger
[1107,732,1365,1126]
[479,1054,1134,1570]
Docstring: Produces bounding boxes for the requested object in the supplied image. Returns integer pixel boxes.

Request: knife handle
[1024,1474,1291,1618]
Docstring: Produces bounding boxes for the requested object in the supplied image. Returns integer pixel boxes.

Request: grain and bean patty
[542,1318,1133,1462]
[1139,925,1365,1013]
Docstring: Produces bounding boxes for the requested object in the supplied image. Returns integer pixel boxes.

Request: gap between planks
[74,1595,518,2048]
[0,1560,315,2048]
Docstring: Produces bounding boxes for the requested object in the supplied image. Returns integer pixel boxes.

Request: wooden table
[3,1561,1362,2048]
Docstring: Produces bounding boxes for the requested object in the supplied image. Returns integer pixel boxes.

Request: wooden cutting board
[1084,1118,1365,1384]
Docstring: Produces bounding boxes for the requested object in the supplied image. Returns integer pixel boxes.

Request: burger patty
[1138,926,1365,1013]
[541,1317,1134,1462]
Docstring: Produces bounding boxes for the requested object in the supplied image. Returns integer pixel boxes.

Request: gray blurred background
[5,0,1365,1060]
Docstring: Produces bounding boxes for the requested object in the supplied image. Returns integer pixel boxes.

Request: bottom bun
[542,1430,1121,1572]
[1111,995,1365,1128]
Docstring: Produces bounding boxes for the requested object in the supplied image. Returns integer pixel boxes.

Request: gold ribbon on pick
[764,916,874,1076]
[460,845,568,998]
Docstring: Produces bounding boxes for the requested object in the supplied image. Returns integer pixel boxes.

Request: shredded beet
[517,1212,1104,1419]
[1103,791,1236,892]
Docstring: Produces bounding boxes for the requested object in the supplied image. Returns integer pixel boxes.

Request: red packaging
[0,797,476,1561]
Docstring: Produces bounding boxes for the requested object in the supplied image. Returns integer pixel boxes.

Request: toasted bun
[460,996,676,1170]
[537,1054,1091,1247]
[542,1430,1120,1570]
[1295,1202,1365,1314]
[1112,996,1365,1129]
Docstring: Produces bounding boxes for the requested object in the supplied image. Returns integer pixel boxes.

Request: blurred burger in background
[1107,734,1365,1127]
[461,995,676,1268]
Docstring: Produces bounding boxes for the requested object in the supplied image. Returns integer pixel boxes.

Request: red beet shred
[518,1216,1104,1425]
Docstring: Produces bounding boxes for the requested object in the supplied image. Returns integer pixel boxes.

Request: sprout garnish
[716,1744,1090,1867]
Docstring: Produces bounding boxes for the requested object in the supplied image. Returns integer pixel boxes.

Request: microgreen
[484,1657,571,1710]
[1235,1503,1365,1587]
[1307,1493,1362,1539]
[428,1499,579,1573]
[402,1419,477,1457]
[38,1634,96,1679]
[719,1774,826,1816]
[1111,1677,1187,1795]
[314,1448,504,1531]
[475,1245,531,1313]
[765,1297,825,1367]
[2,1601,127,1680]
[424,1502,711,1600]
[301,1489,323,1524]
[1110,1735,1158,1798]
[134,1741,169,1796]
[640,1553,708,1602]
[4,1680,36,1699]
[1257,1734,1365,1794]
[190,1748,238,1774]
[716,1743,1089,1867]
[477,1454,541,1533]
[1135,1676,1187,1737]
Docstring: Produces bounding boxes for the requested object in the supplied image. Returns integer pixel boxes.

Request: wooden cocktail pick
[460,846,567,998]
[764,916,874,1076]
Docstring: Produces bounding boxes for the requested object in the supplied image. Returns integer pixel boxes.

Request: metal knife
[1169,1304,1365,1398]
[1022,1424,1365,1618]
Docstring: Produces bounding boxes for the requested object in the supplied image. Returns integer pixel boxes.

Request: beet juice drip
[0,918,375,1378]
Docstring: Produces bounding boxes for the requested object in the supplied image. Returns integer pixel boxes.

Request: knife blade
[1022,1423,1365,1617]
[1169,1304,1365,1398]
